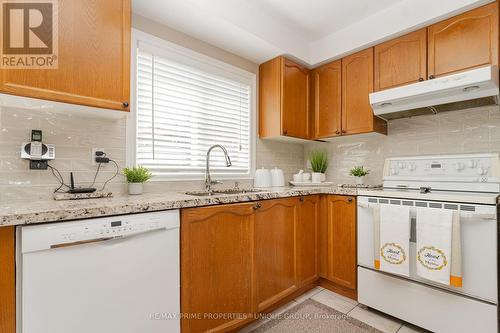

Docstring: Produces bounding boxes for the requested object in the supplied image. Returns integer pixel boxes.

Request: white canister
[270,167,285,187]
[254,167,272,187]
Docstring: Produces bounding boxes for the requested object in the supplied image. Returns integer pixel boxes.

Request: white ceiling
[132,0,494,66]
[250,0,402,41]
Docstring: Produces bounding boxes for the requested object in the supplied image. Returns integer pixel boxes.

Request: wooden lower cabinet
[181,195,348,332]
[297,196,319,286]
[0,227,15,333]
[319,195,357,300]
[254,198,299,311]
[181,203,255,333]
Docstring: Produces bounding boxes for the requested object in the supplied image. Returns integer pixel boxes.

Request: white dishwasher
[16,210,180,333]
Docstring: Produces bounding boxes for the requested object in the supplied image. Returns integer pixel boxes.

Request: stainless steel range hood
[370,66,499,120]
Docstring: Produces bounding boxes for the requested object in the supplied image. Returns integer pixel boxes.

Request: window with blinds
[135,43,253,179]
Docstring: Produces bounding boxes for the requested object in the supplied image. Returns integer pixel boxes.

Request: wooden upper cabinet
[374,29,427,91]
[0,0,131,111]
[283,58,310,138]
[342,48,386,136]
[325,196,357,293]
[297,195,319,287]
[0,227,15,333]
[259,56,310,139]
[181,204,255,333]
[254,198,298,311]
[311,60,342,139]
[428,2,499,78]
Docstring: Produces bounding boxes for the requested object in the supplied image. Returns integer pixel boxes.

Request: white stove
[357,153,499,333]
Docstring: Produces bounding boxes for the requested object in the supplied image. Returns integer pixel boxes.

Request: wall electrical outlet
[91,148,104,166]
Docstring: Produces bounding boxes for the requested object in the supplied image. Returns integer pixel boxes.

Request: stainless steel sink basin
[185,189,263,196]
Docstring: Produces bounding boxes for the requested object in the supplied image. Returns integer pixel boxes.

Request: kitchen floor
[238,287,428,333]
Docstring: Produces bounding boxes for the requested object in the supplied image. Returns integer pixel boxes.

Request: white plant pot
[355,176,365,185]
[312,172,323,183]
[128,182,144,195]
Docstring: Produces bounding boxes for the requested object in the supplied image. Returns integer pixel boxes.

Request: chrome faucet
[205,145,232,193]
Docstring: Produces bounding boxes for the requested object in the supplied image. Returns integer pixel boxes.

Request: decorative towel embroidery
[417,246,448,271]
[381,242,406,265]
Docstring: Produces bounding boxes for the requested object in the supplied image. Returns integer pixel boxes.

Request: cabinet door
[254,198,298,311]
[282,59,310,139]
[311,61,342,139]
[326,196,356,290]
[428,2,499,78]
[0,227,15,333]
[341,48,376,135]
[297,195,319,286]
[181,204,255,333]
[374,29,427,91]
[0,0,131,111]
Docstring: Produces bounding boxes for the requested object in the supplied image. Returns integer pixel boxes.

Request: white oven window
[128,30,256,181]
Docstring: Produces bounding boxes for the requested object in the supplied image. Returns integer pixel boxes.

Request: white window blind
[136,43,253,178]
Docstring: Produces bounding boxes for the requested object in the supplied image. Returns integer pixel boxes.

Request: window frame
[127,29,256,181]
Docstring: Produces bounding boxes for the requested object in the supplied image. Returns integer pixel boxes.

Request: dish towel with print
[416,208,453,285]
[379,205,411,277]
[450,210,462,287]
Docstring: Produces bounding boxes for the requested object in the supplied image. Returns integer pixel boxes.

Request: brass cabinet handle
[283,129,288,135]
[299,197,304,202]
[429,75,435,80]
[335,130,340,135]
[253,202,262,210]
[418,78,424,82]
[341,130,346,134]
[122,101,129,108]
[347,197,353,203]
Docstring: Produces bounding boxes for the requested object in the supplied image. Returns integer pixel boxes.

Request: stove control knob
[390,168,399,175]
[455,163,464,171]
[476,167,485,175]
[408,163,416,171]
[468,160,477,168]
[398,162,406,169]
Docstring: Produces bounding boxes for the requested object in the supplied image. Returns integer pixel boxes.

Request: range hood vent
[370,66,499,121]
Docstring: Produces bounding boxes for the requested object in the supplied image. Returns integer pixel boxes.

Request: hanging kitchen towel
[450,210,462,287]
[372,204,381,269]
[379,205,411,277]
[416,207,453,285]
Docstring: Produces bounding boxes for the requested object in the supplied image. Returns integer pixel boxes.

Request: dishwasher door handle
[50,226,168,249]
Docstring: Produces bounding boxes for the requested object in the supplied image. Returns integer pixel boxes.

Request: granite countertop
[0,186,359,227]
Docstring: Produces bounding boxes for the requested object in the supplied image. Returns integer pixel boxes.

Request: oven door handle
[358,202,496,220]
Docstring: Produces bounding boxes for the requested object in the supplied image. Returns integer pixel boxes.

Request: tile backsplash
[0,106,304,201]
[304,105,500,185]
[2,104,499,201]
[0,107,128,201]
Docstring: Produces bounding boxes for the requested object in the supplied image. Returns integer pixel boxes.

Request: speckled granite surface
[0,186,357,227]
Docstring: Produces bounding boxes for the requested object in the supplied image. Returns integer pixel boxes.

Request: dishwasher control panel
[18,210,180,253]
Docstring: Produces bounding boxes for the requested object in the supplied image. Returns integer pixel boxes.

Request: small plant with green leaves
[349,166,370,177]
[309,150,329,173]
[123,166,152,183]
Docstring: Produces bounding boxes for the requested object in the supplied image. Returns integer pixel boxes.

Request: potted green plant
[349,166,370,185]
[309,150,328,183]
[123,166,152,195]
